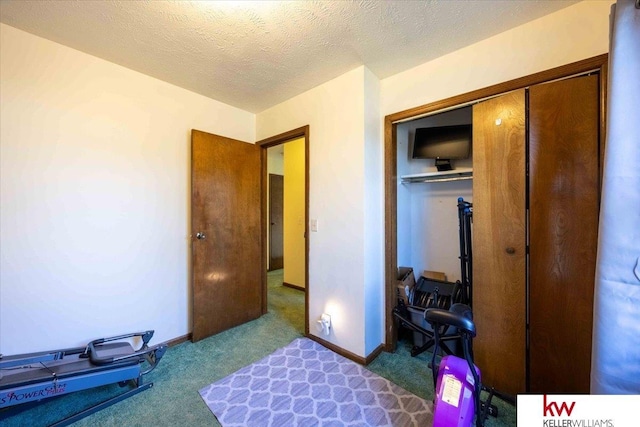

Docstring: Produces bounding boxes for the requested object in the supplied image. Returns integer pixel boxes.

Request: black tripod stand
[457,197,473,307]
[454,197,516,408]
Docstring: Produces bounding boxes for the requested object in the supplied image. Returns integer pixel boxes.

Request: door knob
[196,232,206,240]
[505,247,516,254]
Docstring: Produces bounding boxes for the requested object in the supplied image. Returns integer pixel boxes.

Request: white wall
[363,67,384,355]
[267,147,284,175]
[0,24,255,354]
[256,66,382,357]
[381,0,613,116]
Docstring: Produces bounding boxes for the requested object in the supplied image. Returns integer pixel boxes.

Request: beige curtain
[591,0,640,394]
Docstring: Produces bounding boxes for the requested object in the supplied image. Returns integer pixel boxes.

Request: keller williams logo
[544,395,576,417]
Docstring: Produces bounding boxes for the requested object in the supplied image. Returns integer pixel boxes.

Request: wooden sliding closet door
[528,74,599,393]
[472,90,527,397]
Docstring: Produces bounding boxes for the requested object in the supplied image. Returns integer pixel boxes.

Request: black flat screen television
[412,124,472,171]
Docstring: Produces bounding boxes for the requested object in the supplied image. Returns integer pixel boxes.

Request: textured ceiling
[0,0,578,113]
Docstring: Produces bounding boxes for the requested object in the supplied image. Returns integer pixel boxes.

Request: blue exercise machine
[0,331,167,426]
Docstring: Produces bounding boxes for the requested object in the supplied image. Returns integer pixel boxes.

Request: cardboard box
[423,270,447,281]
[397,267,415,304]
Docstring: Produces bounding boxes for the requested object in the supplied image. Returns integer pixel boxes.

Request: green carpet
[1,270,516,426]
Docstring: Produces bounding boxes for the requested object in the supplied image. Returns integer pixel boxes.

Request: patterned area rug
[199,337,432,426]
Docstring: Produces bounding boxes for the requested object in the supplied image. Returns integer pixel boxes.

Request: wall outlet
[316,313,331,336]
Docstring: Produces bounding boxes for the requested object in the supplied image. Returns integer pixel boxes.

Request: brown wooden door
[191,129,263,342]
[528,74,599,393]
[472,89,527,396]
[268,174,284,271]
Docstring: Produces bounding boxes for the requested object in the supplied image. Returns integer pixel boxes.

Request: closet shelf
[400,168,473,183]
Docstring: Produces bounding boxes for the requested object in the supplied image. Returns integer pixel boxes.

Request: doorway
[258,126,310,336]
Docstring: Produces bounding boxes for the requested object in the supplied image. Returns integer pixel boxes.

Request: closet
[384,56,607,396]
[395,107,474,287]
[472,74,600,395]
